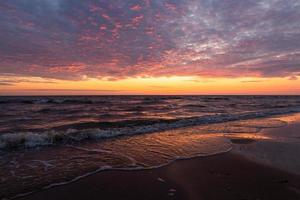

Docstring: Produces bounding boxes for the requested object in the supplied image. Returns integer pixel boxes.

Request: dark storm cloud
[0,0,299,80]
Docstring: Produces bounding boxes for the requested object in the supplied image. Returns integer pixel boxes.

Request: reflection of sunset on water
[1,112,298,197]
[225,133,272,140]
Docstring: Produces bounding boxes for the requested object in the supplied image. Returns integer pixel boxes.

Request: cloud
[0,82,14,86]
[240,80,265,83]
[23,89,122,92]
[148,85,168,88]
[0,0,299,80]
[289,76,298,81]
[0,75,57,86]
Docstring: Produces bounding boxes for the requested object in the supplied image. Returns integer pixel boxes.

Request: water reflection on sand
[1,114,300,199]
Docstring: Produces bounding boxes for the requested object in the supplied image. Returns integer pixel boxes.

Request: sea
[1,95,300,199]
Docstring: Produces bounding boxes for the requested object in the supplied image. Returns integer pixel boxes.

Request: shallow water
[233,114,300,175]
[0,96,300,199]
[0,116,291,199]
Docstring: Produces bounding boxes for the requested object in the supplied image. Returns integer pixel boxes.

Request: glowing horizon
[1,75,300,95]
[0,0,300,95]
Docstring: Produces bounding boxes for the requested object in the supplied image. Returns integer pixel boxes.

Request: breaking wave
[0,107,296,150]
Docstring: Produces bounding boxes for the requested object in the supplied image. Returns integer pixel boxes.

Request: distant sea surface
[1,95,300,198]
[1,95,300,149]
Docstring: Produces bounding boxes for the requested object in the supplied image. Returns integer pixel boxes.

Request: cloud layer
[0,0,300,80]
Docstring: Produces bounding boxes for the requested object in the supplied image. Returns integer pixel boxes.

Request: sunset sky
[0,0,300,95]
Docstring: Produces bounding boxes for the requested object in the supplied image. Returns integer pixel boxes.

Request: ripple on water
[0,116,290,199]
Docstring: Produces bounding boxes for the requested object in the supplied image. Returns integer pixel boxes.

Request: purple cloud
[0,0,299,80]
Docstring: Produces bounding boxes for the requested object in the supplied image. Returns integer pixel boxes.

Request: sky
[0,0,300,95]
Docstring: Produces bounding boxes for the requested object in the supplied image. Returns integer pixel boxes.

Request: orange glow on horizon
[1,76,300,95]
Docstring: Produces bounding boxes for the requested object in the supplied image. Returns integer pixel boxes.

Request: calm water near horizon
[1,95,300,199]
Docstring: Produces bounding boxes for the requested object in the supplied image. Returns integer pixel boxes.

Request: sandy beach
[20,153,300,200]
[20,114,300,200]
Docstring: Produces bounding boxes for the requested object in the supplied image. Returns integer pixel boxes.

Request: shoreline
[18,113,300,200]
[1,113,298,200]
[231,114,300,176]
[20,152,300,200]
[11,149,233,200]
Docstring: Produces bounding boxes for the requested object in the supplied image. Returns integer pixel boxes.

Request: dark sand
[21,153,300,200]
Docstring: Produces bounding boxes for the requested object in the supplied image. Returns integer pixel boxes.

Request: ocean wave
[0,98,109,105]
[0,107,299,150]
[54,119,177,130]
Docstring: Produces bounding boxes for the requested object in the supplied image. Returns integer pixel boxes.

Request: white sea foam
[0,108,298,150]
[10,147,232,200]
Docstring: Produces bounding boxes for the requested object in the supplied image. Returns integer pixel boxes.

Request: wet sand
[19,114,300,200]
[21,152,300,200]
